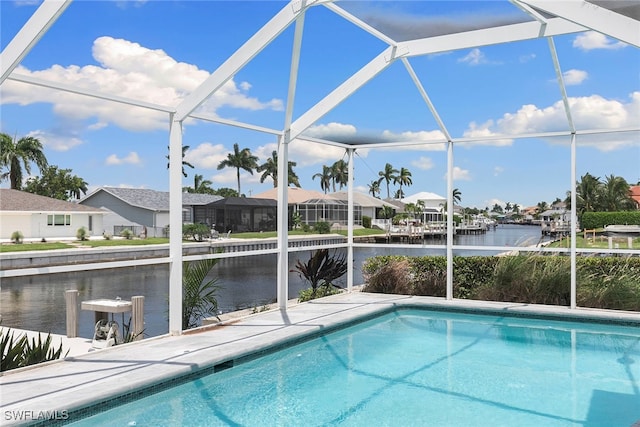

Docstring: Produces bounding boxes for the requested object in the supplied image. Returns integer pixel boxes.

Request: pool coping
[1,292,639,426]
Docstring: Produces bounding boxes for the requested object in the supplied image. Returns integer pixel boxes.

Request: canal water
[1,225,547,339]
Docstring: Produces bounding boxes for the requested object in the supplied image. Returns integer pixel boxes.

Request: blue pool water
[68,309,640,426]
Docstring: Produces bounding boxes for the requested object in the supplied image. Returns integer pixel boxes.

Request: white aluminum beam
[401,57,452,142]
[7,73,175,113]
[290,46,395,140]
[399,18,587,58]
[548,38,576,133]
[0,0,71,83]
[520,0,640,47]
[446,141,454,300]
[175,1,303,122]
[168,116,183,335]
[347,148,354,292]
[189,112,282,135]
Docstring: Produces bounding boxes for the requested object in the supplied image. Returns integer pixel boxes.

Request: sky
[1,0,639,210]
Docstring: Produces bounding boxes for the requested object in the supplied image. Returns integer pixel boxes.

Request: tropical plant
[573,173,601,215]
[256,150,301,188]
[23,165,88,200]
[452,188,462,205]
[600,174,635,211]
[217,143,259,195]
[368,180,381,198]
[378,163,398,199]
[184,174,214,194]
[182,258,222,329]
[312,165,332,194]
[379,205,395,220]
[166,145,195,178]
[10,230,23,244]
[1,329,67,372]
[290,211,302,229]
[0,132,48,190]
[212,187,239,198]
[183,223,211,242]
[331,159,349,191]
[394,167,412,199]
[292,249,348,301]
[313,221,331,234]
[120,229,134,240]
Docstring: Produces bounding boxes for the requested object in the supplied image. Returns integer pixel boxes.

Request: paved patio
[1,292,639,426]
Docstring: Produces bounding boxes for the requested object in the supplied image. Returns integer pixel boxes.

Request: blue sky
[1,0,638,210]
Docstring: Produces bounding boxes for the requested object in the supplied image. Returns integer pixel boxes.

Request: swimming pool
[65,308,640,426]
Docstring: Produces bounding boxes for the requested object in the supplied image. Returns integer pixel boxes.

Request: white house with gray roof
[0,189,105,240]
[79,187,222,237]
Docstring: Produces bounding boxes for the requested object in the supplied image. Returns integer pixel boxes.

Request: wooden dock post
[65,289,79,338]
[131,296,145,341]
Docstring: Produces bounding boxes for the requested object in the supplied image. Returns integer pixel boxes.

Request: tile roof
[0,189,105,213]
[82,187,222,211]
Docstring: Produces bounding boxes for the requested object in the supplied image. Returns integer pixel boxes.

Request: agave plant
[182,258,222,330]
[1,329,67,372]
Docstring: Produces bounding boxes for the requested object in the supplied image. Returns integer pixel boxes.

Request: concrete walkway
[1,293,639,426]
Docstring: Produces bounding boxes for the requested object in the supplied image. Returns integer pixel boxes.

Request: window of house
[47,214,71,226]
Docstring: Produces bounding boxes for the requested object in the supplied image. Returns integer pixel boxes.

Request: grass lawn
[0,242,73,252]
[547,235,640,249]
[0,230,387,253]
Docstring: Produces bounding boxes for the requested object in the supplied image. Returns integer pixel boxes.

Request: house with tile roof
[79,187,222,237]
[630,185,640,209]
[0,189,105,240]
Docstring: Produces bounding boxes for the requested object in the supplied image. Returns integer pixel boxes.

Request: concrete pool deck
[1,292,639,426]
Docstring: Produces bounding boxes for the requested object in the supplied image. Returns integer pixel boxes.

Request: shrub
[10,231,23,244]
[76,227,88,241]
[362,215,371,229]
[292,249,347,301]
[182,258,222,329]
[313,221,331,234]
[120,228,133,240]
[298,286,341,302]
[183,223,211,242]
[301,223,311,232]
[581,211,640,229]
[577,257,640,311]
[103,232,112,240]
[1,329,67,372]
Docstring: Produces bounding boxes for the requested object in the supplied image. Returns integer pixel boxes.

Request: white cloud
[105,151,141,165]
[493,166,504,176]
[463,92,640,151]
[485,198,505,209]
[411,156,435,170]
[458,48,487,66]
[0,37,283,132]
[448,166,471,181]
[519,53,536,63]
[302,122,357,139]
[573,31,627,51]
[184,142,227,169]
[26,130,84,152]
[562,69,588,86]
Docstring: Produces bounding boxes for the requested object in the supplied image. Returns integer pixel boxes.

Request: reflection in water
[0,225,546,339]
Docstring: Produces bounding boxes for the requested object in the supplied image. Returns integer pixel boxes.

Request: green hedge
[581,211,640,229]
[362,255,640,311]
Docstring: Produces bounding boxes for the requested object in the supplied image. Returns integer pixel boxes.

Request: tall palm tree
[368,180,381,198]
[378,163,398,199]
[166,145,195,178]
[394,167,412,199]
[312,165,332,194]
[256,150,301,188]
[217,143,258,196]
[0,133,48,190]
[331,159,348,191]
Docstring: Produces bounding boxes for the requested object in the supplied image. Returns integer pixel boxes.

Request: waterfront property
[0,189,105,241]
[1,293,639,426]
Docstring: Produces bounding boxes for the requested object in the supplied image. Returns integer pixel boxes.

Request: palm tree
[166,145,194,178]
[536,201,549,215]
[256,150,301,188]
[452,188,462,205]
[505,202,512,213]
[184,174,214,194]
[368,180,381,198]
[378,163,398,199]
[331,159,348,192]
[394,167,412,199]
[312,165,332,194]
[0,133,48,190]
[600,174,634,211]
[575,173,601,215]
[217,143,258,196]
